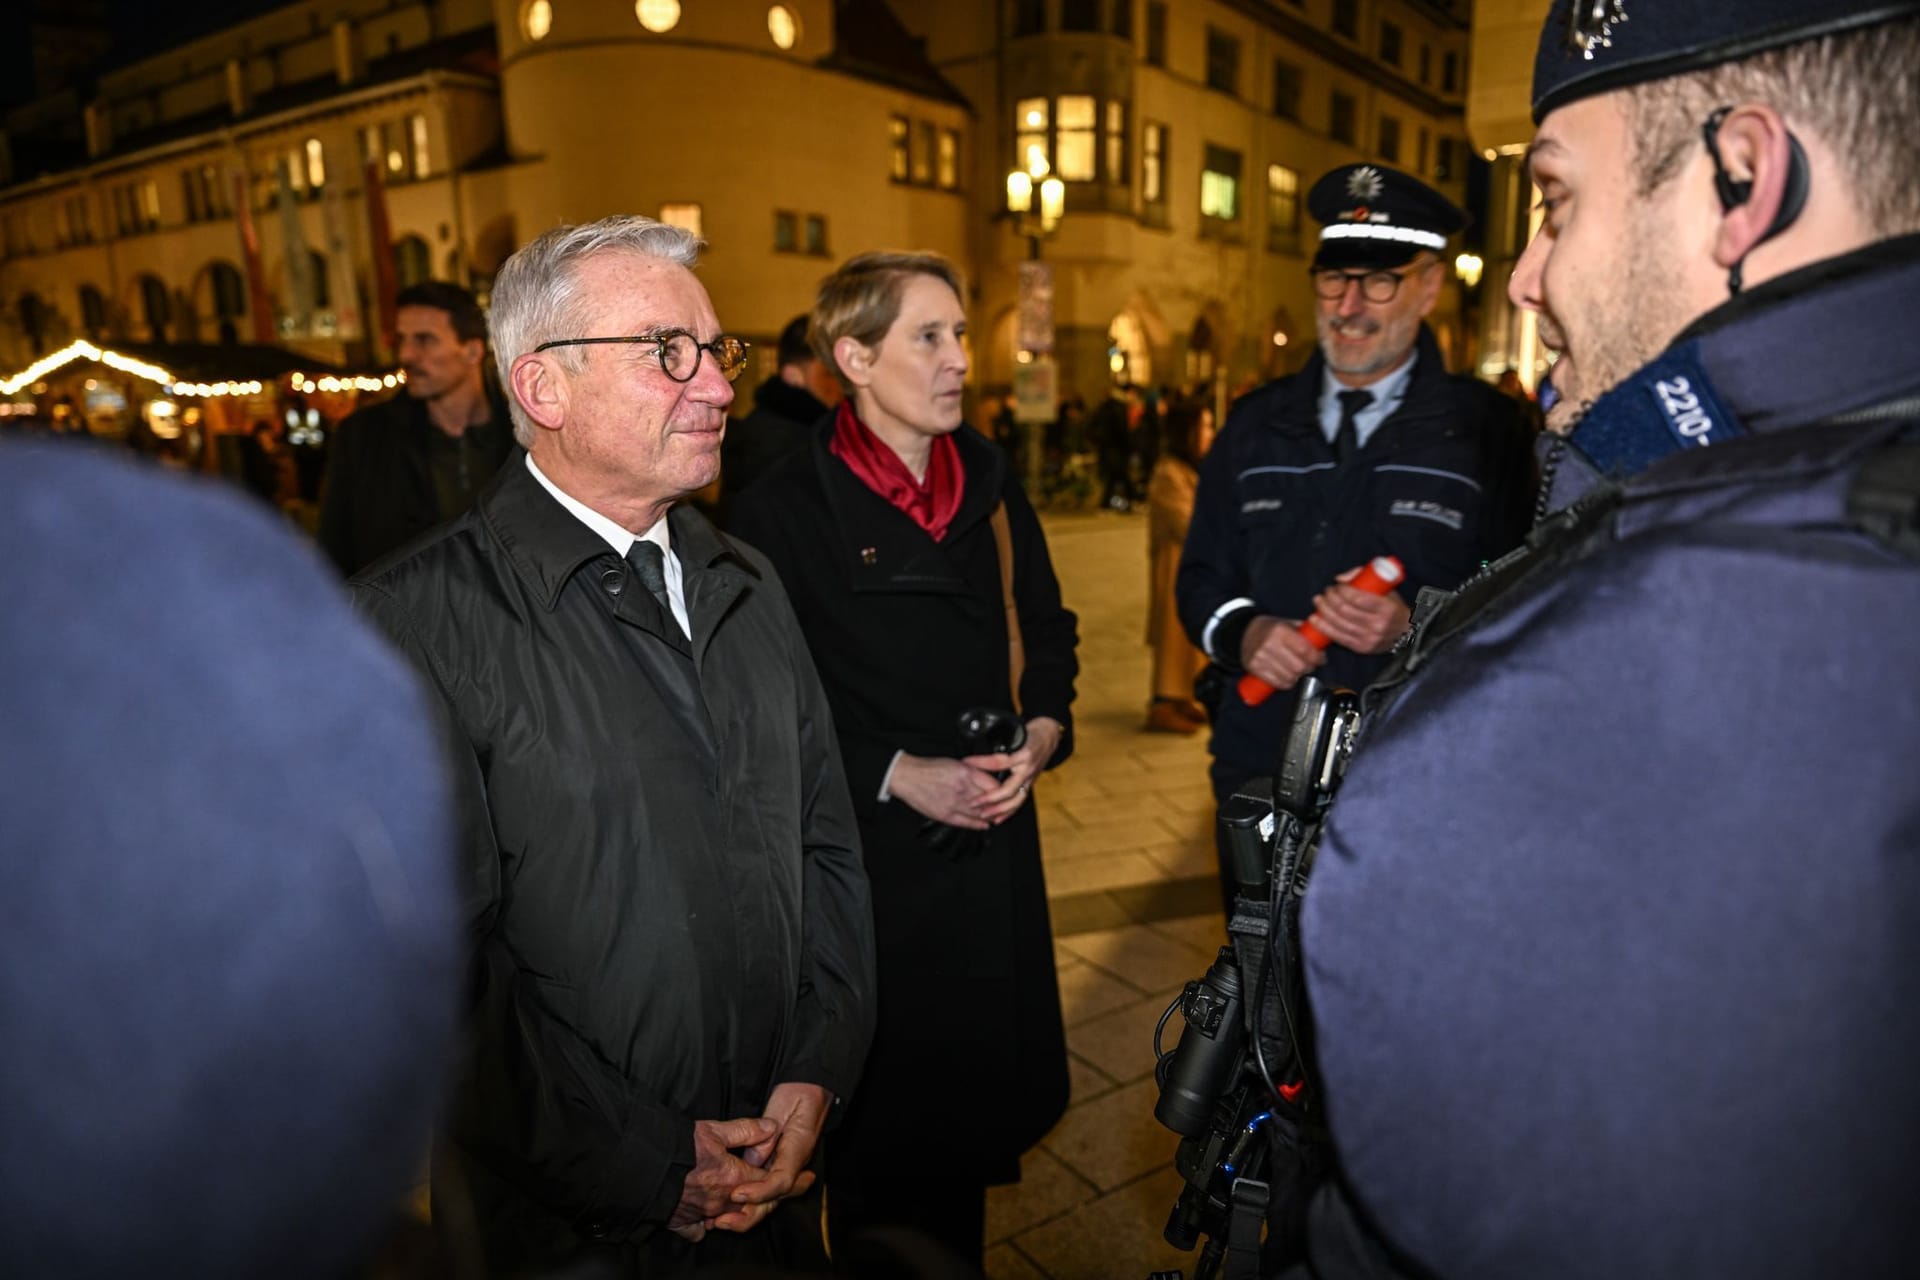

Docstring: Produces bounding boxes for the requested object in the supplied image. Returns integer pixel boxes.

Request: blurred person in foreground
[719,312,842,523]
[351,215,876,1275]
[0,439,461,1278]
[1290,2,1920,1276]
[729,251,1077,1268]
[1145,399,1216,734]
[319,280,515,576]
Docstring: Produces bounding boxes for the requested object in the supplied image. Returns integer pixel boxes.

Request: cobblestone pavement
[982,509,1226,1280]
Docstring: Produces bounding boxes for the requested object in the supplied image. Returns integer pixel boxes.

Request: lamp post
[1006,157,1065,497]
[1005,164,1065,258]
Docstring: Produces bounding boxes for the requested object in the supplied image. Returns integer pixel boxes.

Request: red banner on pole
[233,169,277,343]
[364,159,398,360]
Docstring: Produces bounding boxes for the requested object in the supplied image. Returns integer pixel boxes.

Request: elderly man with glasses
[350,214,876,1276]
[1177,163,1536,909]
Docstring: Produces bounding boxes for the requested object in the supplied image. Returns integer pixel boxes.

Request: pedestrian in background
[1145,399,1215,734]
[318,281,514,576]
[730,250,1077,1269]
[719,312,842,524]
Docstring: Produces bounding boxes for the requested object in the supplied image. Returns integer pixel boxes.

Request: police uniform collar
[1276,323,1444,433]
[1684,232,1920,436]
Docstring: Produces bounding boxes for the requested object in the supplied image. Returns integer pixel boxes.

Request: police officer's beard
[1318,310,1419,379]
[1557,226,1695,430]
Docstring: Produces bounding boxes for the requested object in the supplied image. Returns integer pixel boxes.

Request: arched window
[394,235,432,289]
[308,250,331,308]
[208,262,247,320]
[138,275,172,342]
[79,284,108,338]
[17,292,51,355]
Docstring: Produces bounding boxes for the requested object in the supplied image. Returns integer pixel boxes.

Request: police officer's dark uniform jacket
[351,456,876,1272]
[1291,2,1920,1275]
[1177,324,1534,781]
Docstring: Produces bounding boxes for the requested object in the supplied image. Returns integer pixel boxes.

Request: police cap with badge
[1533,0,1920,121]
[1308,163,1468,274]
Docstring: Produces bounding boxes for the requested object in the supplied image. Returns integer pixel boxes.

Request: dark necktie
[1333,388,1375,464]
[624,539,688,649]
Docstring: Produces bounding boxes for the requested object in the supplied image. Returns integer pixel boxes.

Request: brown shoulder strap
[988,500,1025,709]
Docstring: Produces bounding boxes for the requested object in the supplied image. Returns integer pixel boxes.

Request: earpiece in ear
[1766,132,1809,243]
[1702,105,1810,243]
[1702,107,1751,210]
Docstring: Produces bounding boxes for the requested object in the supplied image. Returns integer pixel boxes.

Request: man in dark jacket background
[351,216,876,1275]
[1290,2,1920,1276]
[1176,163,1534,896]
[718,312,841,522]
[317,280,513,575]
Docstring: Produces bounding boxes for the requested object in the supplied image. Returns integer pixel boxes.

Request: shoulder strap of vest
[1362,481,1625,715]
[1847,436,1920,562]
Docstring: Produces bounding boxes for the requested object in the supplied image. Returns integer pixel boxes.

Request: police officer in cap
[1177,162,1534,903]
[1289,1,1920,1276]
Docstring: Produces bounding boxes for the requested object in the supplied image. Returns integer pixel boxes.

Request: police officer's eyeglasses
[1311,267,1420,304]
[534,330,752,383]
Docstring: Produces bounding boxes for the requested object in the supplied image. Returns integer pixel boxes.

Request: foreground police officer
[1291,2,1920,1276]
[1176,164,1534,900]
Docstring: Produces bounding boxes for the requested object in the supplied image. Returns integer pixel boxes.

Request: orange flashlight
[1238,555,1406,706]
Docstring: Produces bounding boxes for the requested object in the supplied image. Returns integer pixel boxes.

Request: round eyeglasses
[1311,266,1421,304]
[534,330,752,383]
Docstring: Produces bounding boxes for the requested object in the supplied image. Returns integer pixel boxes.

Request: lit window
[523,0,553,41]
[1200,145,1241,224]
[659,203,702,237]
[1267,163,1299,251]
[1055,95,1096,182]
[304,138,326,190]
[636,0,681,33]
[889,116,910,182]
[1014,97,1049,177]
[912,120,935,184]
[937,128,959,189]
[1141,121,1166,206]
[1105,100,1126,185]
[410,114,431,179]
[768,5,799,49]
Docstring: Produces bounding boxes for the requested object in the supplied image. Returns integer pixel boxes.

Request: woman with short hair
[729,251,1077,1267]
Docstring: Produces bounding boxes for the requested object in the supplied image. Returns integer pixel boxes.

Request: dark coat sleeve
[316,416,366,576]
[1471,387,1541,557]
[764,575,878,1098]
[348,580,700,1239]
[1176,410,1260,668]
[1001,469,1079,768]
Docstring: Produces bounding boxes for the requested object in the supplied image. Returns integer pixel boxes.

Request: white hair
[488,215,704,446]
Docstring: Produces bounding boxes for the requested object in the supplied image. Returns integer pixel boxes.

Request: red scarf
[829,400,966,541]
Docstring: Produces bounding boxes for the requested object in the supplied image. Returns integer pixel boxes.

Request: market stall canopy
[1,341,401,399]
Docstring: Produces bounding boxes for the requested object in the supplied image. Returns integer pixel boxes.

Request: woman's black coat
[730,420,1077,1180]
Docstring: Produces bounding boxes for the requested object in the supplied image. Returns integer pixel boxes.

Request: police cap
[1533,0,1920,123]
[1308,163,1468,272]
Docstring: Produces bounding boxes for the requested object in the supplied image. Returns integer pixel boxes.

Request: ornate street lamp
[1005,158,1065,259]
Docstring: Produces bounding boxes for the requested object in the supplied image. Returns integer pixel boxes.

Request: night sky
[2,0,290,107]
